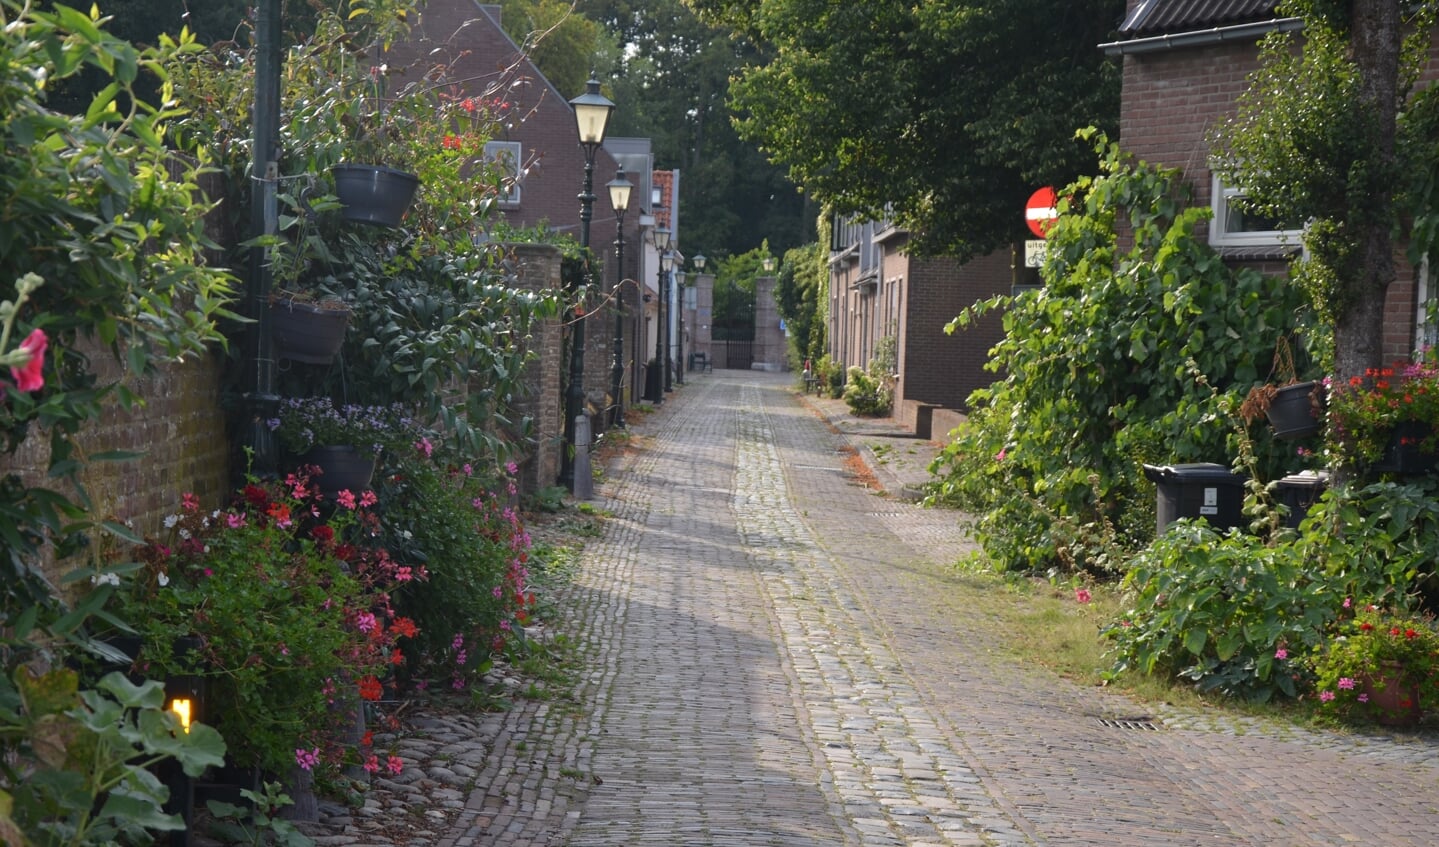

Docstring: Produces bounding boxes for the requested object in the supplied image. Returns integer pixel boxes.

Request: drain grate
[1097,717,1161,731]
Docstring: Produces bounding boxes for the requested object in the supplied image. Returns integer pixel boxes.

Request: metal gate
[714,340,753,370]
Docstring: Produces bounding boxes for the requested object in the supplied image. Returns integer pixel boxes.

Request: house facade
[382,2,669,451]
[827,212,1011,437]
[1105,0,1436,361]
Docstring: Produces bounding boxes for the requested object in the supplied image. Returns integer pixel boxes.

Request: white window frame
[484,141,522,207]
[1209,173,1305,248]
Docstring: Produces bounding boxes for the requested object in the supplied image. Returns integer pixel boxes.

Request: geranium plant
[1310,604,1439,725]
[103,474,424,778]
[1325,347,1439,466]
[269,396,428,458]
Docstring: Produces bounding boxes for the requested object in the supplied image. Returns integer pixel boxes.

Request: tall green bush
[927,131,1311,573]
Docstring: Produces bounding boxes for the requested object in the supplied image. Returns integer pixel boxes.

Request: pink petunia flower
[1319,691,1336,702]
[8,328,47,392]
[1074,588,1091,604]
[1337,677,1356,690]
[1274,647,1288,660]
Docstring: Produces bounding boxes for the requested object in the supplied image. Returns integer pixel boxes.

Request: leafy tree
[689,0,1123,259]
[1217,0,1439,380]
[583,0,814,260]
[774,239,825,365]
[496,0,605,99]
[928,133,1310,572]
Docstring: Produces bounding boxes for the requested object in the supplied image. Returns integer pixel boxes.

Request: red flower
[312,525,335,544]
[391,617,419,638]
[8,328,47,392]
[1406,628,1419,639]
[243,484,269,506]
[1359,622,1374,632]
[358,675,383,701]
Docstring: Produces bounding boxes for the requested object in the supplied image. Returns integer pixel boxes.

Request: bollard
[573,413,594,500]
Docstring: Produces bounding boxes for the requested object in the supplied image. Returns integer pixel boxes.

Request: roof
[1119,0,1279,35]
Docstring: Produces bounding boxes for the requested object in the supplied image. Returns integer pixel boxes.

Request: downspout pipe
[1100,17,1303,56]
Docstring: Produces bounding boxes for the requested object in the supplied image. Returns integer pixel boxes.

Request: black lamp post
[607,168,633,429]
[560,77,615,491]
[660,248,677,393]
[647,226,671,403]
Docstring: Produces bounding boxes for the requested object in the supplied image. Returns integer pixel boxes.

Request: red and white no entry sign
[1025,186,1058,239]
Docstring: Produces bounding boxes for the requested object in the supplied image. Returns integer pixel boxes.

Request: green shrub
[843,336,896,416]
[927,131,1310,573]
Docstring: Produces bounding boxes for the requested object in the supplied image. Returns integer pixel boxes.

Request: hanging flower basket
[1265,380,1325,440]
[331,164,420,228]
[300,445,376,499]
[270,297,351,364]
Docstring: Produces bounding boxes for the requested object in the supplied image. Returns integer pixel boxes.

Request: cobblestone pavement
[368,371,1439,847]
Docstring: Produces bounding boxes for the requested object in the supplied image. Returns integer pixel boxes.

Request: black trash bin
[1142,462,1247,535]
[1274,470,1329,530]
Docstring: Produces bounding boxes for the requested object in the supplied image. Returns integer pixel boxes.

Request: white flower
[90,572,121,587]
[157,572,170,587]
[163,514,179,529]
[178,528,191,540]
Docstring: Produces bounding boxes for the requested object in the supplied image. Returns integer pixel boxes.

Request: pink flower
[1274,647,1288,660]
[295,747,320,771]
[336,489,357,509]
[1074,588,1091,604]
[1319,691,1336,703]
[8,328,47,392]
[355,611,378,634]
[1342,597,1352,609]
[995,448,1007,462]
[505,461,518,476]
[1357,693,1369,703]
[1337,677,1355,690]
[386,755,404,775]
[415,437,434,458]
[360,490,378,508]
[181,492,200,512]
[363,754,380,774]
[226,512,246,529]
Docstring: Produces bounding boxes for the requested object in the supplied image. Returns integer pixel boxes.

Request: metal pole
[663,263,673,393]
[244,0,282,479]
[649,259,665,403]
[609,214,627,428]
[560,148,596,488]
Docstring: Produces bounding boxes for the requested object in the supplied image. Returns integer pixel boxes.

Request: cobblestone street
[430,371,1439,847]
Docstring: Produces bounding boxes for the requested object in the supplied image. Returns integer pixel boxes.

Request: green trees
[689,0,1124,259]
[1217,0,1439,380]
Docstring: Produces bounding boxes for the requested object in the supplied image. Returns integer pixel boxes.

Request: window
[1210,173,1303,248]
[484,141,522,206]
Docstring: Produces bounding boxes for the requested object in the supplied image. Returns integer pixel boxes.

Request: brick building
[826,212,1011,438]
[1105,0,1437,361]
[379,1,660,431]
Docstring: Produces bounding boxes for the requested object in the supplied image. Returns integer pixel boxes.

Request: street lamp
[607,168,633,429]
[560,77,615,491]
[763,255,776,273]
[662,249,678,393]
[678,253,704,383]
[647,226,671,402]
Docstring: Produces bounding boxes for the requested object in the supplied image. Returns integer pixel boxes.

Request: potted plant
[104,482,418,779]
[1311,605,1439,726]
[1325,347,1439,473]
[269,288,352,365]
[270,397,427,497]
[1239,335,1325,439]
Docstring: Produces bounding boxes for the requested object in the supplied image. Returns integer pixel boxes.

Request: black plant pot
[1373,421,1438,475]
[300,445,376,498]
[332,164,420,228]
[1266,380,1324,440]
[270,299,351,364]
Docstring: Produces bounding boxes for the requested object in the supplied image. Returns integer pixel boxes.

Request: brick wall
[0,342,230,591]
[897,250,1009,412]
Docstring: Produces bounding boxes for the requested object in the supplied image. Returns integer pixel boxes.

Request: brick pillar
[505,243,563,496]
[753,275,786,372]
